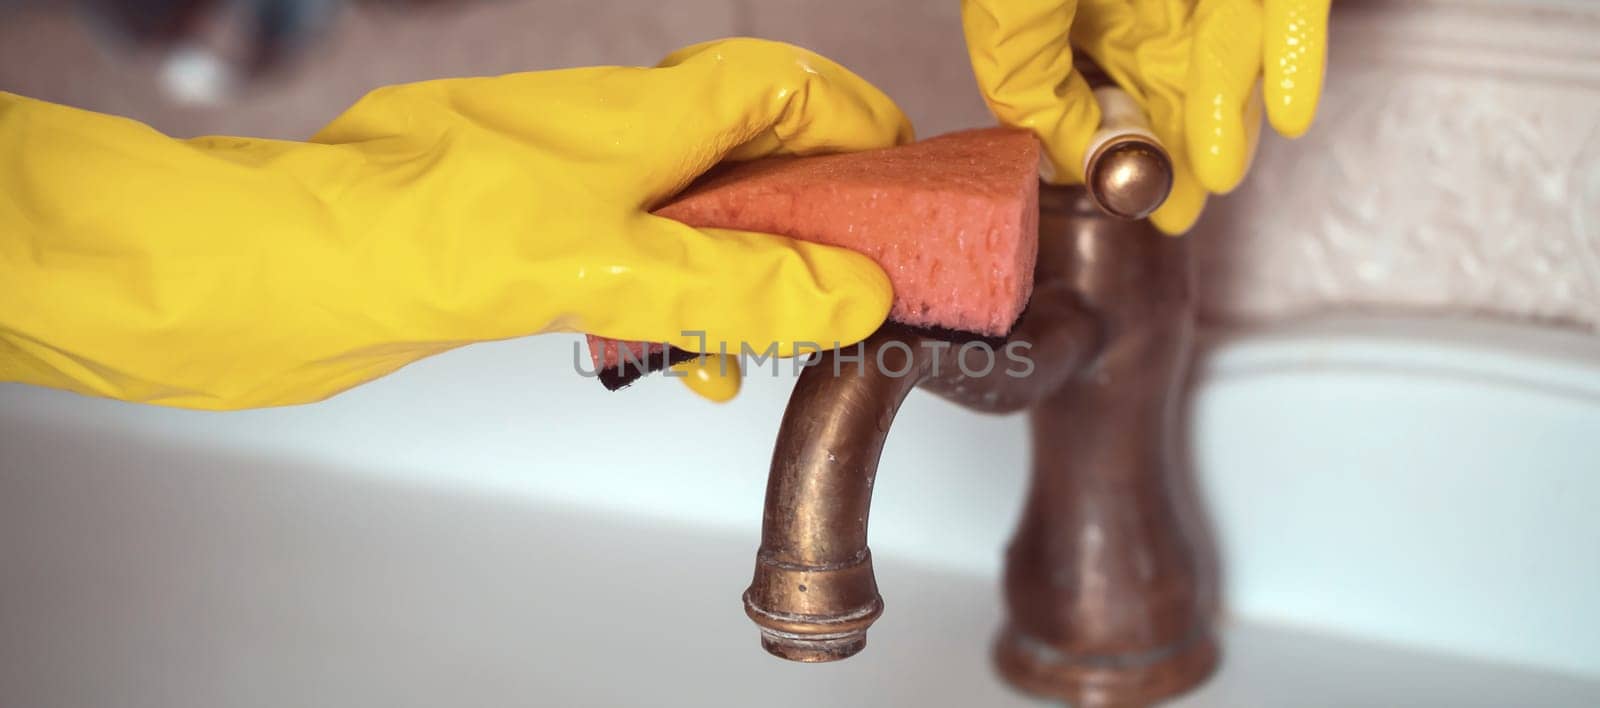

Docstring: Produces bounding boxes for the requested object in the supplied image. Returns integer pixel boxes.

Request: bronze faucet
[743,73,1219,706]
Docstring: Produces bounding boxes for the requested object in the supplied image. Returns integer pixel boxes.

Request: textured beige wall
[4,0,1598,331]
[1191,0,1600,332]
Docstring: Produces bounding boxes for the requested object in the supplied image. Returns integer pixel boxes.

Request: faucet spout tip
[742,552,884,662]
[755,628,870,662]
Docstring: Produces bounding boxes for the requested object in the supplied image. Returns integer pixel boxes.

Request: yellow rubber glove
[673,354,743,403]
[0,38,912,410]
[963,0,1329,234]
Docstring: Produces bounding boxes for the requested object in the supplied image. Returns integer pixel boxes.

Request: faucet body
[747,184,1216,705]
[993,186,1215,707]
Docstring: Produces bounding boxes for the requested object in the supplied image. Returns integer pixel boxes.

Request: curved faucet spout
[743,195,1103,661]
[743,326,935,662]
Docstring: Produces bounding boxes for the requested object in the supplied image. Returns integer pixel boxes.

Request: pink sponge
[588,127,1040,387]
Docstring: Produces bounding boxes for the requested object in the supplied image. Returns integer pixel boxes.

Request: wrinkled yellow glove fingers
[1262,0,1329,137]
[962,0,1101,184]
[977,0,1327,235]
[1185,0,1263,194]
[593,221,893,359]
[658,40,915,166]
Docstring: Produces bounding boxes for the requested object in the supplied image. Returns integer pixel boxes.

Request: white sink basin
[3,316,1598,706]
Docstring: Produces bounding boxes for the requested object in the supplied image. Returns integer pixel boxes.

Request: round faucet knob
[1086,138,1173,221]
[1074,57,1175,221]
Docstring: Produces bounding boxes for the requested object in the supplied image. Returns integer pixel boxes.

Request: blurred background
[2,1,1598,706]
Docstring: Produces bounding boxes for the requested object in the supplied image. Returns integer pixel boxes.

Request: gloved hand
[0,38,912,410]
[963,0,1330,234]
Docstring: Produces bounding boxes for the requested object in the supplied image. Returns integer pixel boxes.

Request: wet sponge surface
[588,127,1040,378]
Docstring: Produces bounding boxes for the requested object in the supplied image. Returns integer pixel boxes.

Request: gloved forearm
[1,91,403,409]
[0,39,911,409]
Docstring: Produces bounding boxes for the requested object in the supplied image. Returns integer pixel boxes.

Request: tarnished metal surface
[748,183,1218,705]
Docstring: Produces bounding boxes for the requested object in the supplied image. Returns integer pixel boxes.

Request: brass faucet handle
[1086,134,1173,222]
[1075,59,1175,221]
